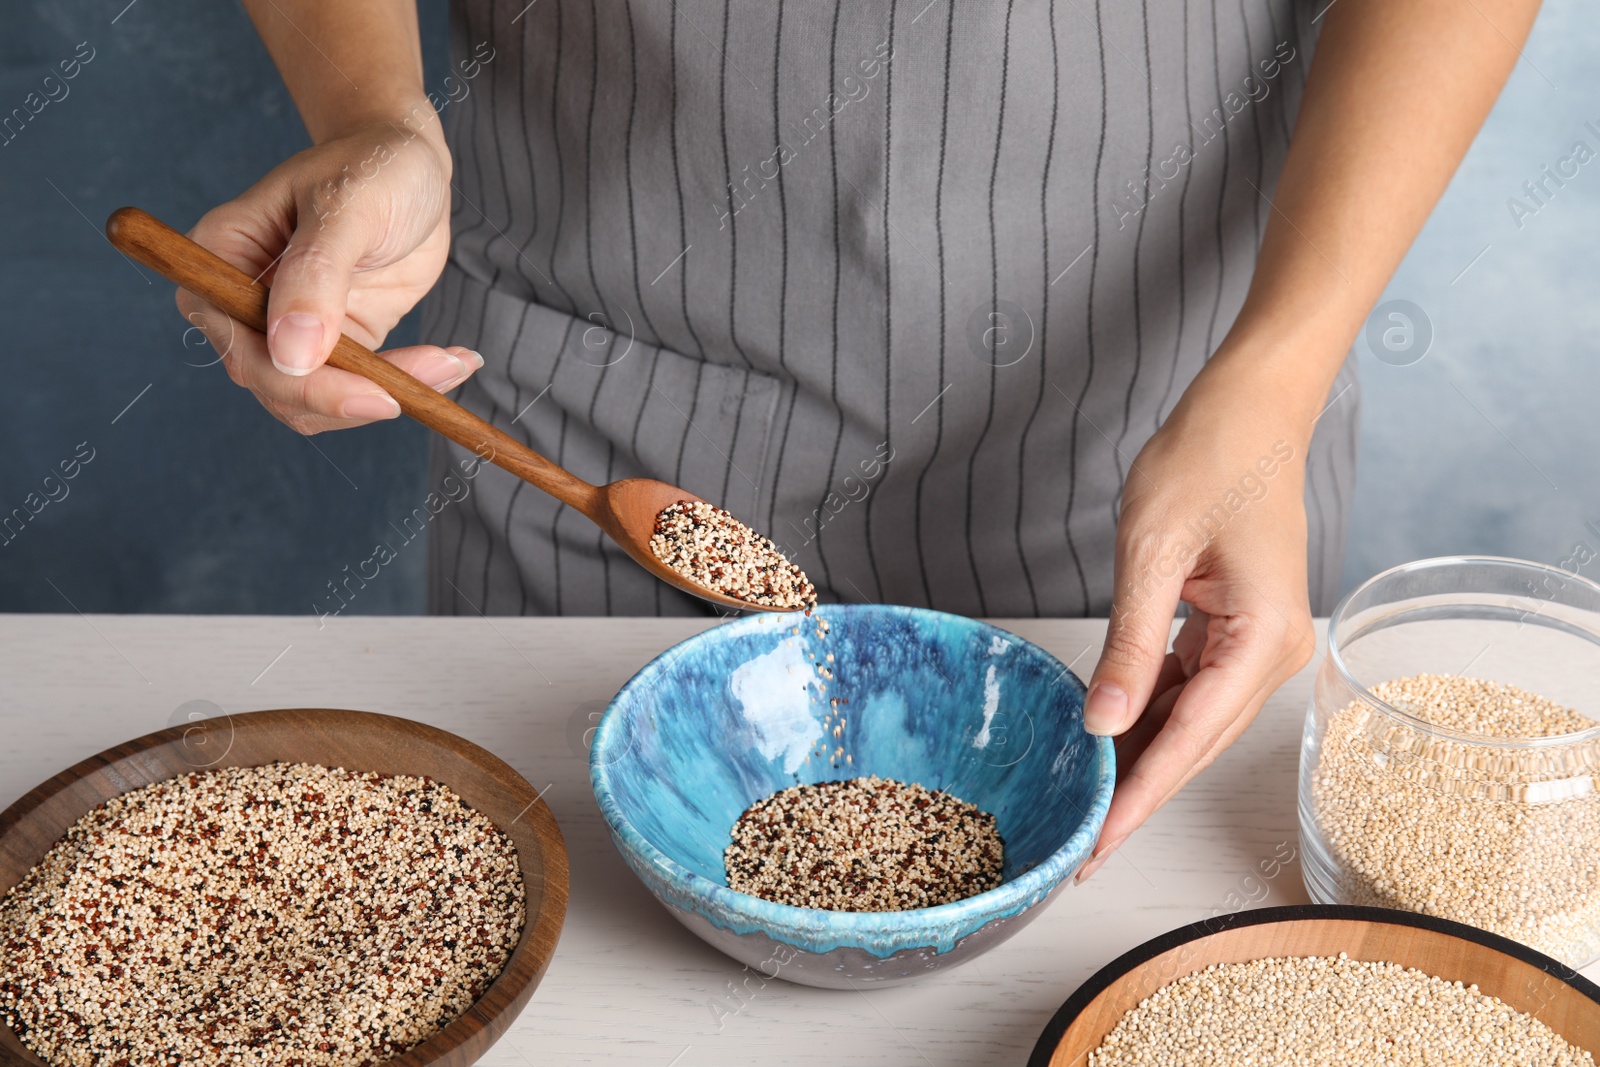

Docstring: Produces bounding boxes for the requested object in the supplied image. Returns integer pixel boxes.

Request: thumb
[1084,537,1186,737]
[264,205,370,376]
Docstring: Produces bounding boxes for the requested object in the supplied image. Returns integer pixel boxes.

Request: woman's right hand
[178,115,479,435]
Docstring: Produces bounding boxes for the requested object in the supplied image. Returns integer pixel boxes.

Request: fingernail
[460,348,485,370]
[1075,851,1111,885]
[417,351,471,389]
[342,393,401,420]
[269,312,325,375]
[1083,683,1128,736]
[1074,834,1128,885]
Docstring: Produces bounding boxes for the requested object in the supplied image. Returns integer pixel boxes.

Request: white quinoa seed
[648,500,817,610]
[1312,674,1600,964]
[724,776,1004,912]
[0,763,525,1067]
[1089,954,1595,1067]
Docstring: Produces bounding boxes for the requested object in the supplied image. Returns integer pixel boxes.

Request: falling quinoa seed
[649,500,816,610]
[0,762,525,1067]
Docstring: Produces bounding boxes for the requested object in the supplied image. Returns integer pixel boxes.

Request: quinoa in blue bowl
[590,604,1113,988]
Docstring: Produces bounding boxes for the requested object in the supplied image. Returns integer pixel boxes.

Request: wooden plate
[1030,904,1600,1066]
[0,708,568,1067]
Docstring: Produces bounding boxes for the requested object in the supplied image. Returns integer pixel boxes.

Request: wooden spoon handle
[105,207,601,516]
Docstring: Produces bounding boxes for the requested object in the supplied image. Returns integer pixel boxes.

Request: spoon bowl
[591,477,781,613]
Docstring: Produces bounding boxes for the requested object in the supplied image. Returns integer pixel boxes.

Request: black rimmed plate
[1030,904,1600,1066]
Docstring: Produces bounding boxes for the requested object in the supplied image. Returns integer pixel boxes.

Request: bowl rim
[588,603,1115,954]
[0,706,568,1067]
[1027,902,1600,1067]
[1327,554,1600,747]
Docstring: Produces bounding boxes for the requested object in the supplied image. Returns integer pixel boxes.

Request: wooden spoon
[105,206,789,614]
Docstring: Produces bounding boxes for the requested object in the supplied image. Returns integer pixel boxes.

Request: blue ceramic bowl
[589,604,1114,989]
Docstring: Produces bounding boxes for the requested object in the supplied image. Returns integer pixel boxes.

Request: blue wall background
[1,0,448,614]
[1341,0,1600,590]
[0,0,1593,616]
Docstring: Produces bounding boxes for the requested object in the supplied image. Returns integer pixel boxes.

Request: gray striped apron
[422,0,1359,618]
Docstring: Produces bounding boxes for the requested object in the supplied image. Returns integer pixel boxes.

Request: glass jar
[1299,556,1600,967]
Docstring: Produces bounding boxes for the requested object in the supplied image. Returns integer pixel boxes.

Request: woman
[181,0,1538,872]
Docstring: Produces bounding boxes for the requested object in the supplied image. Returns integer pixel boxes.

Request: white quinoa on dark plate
[0,762,525,1067]
[1089,954,1595,1066]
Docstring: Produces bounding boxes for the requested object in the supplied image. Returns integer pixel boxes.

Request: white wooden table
[3,614,1589,1065]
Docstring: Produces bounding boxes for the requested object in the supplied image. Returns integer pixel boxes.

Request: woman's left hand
[1067,0,1546,886]
[1074,359,1319,882]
